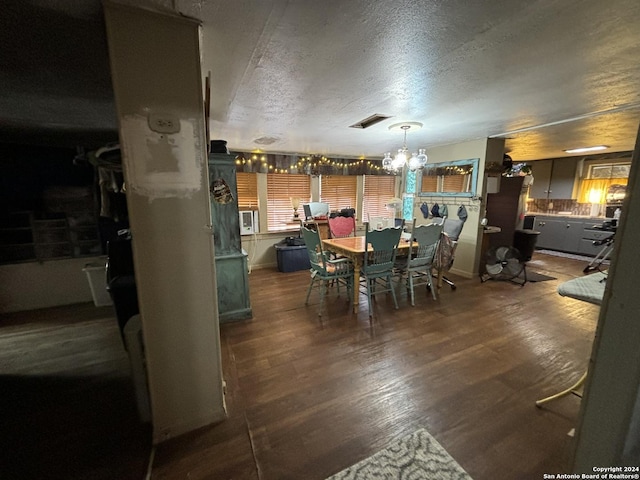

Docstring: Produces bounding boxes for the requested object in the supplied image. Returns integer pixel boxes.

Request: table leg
[352,258,361,313]
[535,370,588,407]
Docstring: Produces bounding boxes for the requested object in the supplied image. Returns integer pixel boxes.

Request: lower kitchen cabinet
[534,217,583,252]
[578,228,614,255]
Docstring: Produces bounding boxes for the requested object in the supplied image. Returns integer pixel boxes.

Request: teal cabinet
[208,153,252,322]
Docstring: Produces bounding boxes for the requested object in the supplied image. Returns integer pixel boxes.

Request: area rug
[326,428,472,480]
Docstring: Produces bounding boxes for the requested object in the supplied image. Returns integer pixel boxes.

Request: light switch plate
[148,112,180,134]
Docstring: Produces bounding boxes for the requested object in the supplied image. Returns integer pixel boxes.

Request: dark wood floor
[0,251,600,479]
[152,252,598,479]
[0,303,151,480]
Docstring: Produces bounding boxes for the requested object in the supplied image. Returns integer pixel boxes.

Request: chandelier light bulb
[416,148,428,168]
[382,122,426,172]
[392,148,407,169]
[382,152,393,170]
[408,152,420,171]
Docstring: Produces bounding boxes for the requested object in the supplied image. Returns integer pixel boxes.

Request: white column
[104,2,226,443]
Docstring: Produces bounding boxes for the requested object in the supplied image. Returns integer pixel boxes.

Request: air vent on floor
[349,114,392,129]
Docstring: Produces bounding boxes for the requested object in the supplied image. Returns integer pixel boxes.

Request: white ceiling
[3,0,640,162]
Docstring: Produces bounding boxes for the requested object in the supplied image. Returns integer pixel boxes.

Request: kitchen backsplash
[526,199,597,216]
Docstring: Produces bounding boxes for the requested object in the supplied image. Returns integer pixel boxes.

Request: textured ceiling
[2,0,640,162]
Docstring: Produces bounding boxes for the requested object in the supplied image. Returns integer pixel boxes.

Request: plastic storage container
[83,263,113,306]
[274,243,310,272]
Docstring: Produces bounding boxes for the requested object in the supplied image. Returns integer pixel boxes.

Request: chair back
[408,221,443,269]
[328,215,356,238]
[301,226,330,274]
[363,224,403,274]
[442,218,464,242]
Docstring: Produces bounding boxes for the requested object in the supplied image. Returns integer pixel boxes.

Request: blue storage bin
[274,244,310,272]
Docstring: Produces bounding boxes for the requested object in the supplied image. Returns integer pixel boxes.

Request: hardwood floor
[0,251,599,479]
[152,252,598,479]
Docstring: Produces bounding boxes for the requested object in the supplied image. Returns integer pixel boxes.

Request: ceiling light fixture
[382,122,427,172]
[563,145,609,154]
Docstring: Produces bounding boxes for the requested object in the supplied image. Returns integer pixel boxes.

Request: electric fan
[484,246,526,284]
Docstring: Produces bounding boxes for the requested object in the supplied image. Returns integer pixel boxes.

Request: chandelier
[382,122,428,172]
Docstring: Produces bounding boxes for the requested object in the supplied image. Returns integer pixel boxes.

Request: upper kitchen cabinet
[529,158,579,199]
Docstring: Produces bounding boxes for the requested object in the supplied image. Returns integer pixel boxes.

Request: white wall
[104,2,225,443]
[0,256,106,313]
[412,138,503,277]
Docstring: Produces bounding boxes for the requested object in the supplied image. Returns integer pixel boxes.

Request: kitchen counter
[525,213,606,220]
[525,214,613,255]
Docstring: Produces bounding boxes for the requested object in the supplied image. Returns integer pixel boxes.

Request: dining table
[322,235,413,313]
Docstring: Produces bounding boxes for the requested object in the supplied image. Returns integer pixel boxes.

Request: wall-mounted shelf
[0,211,100,265]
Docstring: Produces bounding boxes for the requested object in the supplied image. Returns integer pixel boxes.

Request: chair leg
[388,274,399,309]
[441,275,456,290]
[305,277,315,305]
[426,271,438,300]
[366,278,374,317]
[408,272,416,306]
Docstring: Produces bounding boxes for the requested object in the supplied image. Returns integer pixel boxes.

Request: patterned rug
[326,428,472,480]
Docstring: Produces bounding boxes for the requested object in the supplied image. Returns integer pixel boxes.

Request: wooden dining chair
[361,223,403,317]
[398,219,443,305]
[301,226,354,317]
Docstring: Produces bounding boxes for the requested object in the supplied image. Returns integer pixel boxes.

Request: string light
[233,152,390,174]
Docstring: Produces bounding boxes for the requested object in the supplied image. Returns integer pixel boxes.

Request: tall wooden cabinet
[208,153,252,322]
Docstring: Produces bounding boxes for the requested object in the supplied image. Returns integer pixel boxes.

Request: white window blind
[266,174,310,231]
[320,175,357,214]
[362,175,396,221]
[236,172,258,210]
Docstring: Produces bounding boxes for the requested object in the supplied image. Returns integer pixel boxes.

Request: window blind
[236,172,258,210]
[320,175,357,213]
[420,174,438,193]
[442,174,467,193]
[266,174,310,231]
[362,175,396,221]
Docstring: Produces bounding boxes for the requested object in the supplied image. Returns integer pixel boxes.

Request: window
[266,174,310,231]
[578,162,630,203]
[588,163,631,179]
[236,172,258,210]
[362,175,396,221]
[320,175,357,213]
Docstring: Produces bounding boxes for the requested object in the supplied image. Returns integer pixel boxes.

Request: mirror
[418,158,479,197]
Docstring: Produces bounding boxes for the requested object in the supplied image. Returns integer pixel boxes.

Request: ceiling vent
[349,114,392,129]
